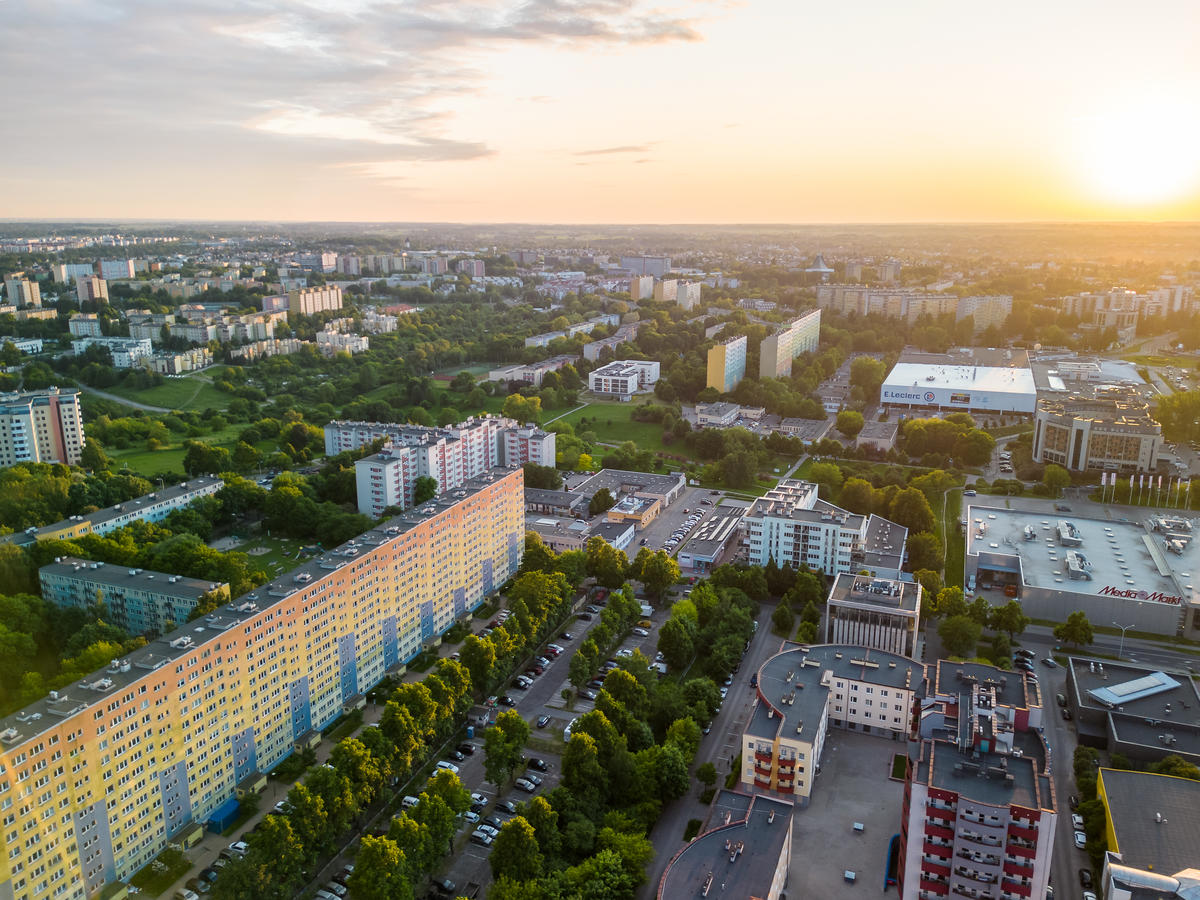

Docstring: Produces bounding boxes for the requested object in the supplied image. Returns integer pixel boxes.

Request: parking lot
[786,729,904,897]
[634,486,724,556]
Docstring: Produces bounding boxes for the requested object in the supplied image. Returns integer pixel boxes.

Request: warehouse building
[881,348,1036,415]
[965,505,1199,636]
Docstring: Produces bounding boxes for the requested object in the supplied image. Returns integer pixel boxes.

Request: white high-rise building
[759,309,821,378]
[0,387,85,467]
[3,275,41,308]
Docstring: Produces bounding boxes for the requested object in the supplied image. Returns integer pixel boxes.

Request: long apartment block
[0,468,523,900]
[0,477,224,547]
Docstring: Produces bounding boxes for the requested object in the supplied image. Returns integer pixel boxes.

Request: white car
[470,792,489,806]
[461,810,480,825]
[1071,813,1084,830]
[1073,830,1087,849]
[475,823,499,838]
[616,648,633,658]
[436,761,460,774]
[632,627,649,637]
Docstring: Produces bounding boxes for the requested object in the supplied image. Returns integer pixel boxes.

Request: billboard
[949,392,971,404]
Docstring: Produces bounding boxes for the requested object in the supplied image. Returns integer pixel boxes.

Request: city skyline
[4,0,1200,223]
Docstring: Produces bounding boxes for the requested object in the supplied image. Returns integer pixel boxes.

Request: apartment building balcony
[950,886,995,900]
[956,849,1001,867]
[954,866,998,885]
[754,750,774,764]
[922,860,951,879]
[920,888,951,900]
[960,811,1004,828]
[1000,879,1032,898]
[927,798,957,813]
[1006,823,1037,843]
[1002,860,1034,879]
[1005,842,1036,859]
[957,829,1002,848]
[754,761,773,778]
[925,821,955,841]
[923,839,953,858]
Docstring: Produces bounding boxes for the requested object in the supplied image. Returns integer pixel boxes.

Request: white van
[563,717,578,742]
[639,604,653,618]
[966,574,976,593]
[401,795,420,809]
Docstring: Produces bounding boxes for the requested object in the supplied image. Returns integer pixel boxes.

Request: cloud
[575,144,654,156]
[0,0,710,188]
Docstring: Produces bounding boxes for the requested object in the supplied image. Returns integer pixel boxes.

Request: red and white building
[899,660,1056,900]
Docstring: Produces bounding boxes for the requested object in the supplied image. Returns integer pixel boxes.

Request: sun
[1072,95,1200,207]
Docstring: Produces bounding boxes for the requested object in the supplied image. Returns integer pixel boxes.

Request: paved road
[638,603,781,899]
[76,382,173,412]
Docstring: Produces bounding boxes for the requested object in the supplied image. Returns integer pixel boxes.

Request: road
[1019,625,1198,673]
[638,602,781,899]
[75,382,173,412]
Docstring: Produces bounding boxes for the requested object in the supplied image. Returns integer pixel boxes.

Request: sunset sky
[4,0,1200,223]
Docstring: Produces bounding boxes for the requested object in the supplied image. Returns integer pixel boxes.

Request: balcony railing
[1000,879,1032,898]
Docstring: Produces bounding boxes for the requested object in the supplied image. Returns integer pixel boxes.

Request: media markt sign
[1097,585,1183,606]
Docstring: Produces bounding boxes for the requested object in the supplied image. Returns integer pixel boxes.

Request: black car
[586,605,601,614]
[1055,504,1072,512]
[499,695,517,707]
[1079,869,1093,889]
[448,750,466,762]
[457,743,476,756]
[528,757,549,772]
[560,632,575,641]
[578,688,597,700]
[470,801,485,813]
[577,612,593,621]
[1061,708,1073,720]
[484,815,505,829]
[200,868,220,884]
[186,878,211,895]
[496,800,519,815]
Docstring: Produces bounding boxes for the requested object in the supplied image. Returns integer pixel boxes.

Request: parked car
[515,777,537,792]
[496,800,519,814]
[528,757,549,771]
[484,815,505,829]
[632,627,649,637]
[1042,658,1058,668]
[1071,813,1084,830]
[470,791,489,806]
[436,761,460,774]
[499,695,517,707]
[1014,648,1035,659]
[448,749,466,762]
[457,742,476,756]
[470,830,494,846]
[476,823,500,838]
[1061,708,1073,720]
[175,891,200,900]
[1068,794,1079,810]
[637,619,652,628]
[536,715,551,728]
[1074,831,1087,849]
[586,604,601,614]
[560,632,575,641]
[227,841,248,857]
[332,865,354,886]
[324,881,348,898]
[1079,868,1093,889]
[185,878,210,896]
[577,612,593,621]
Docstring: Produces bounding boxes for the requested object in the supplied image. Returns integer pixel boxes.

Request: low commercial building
[523,488,588,518]
[856,419,899,452]
[591,521,635,552]
[775,416,834,445]
[900,660,1056,900]
[882,348,1036,415]
[1065,656,1200,766]
[488,354,578,387]
[573,469,686,510]
[695,401,741,428]
[825,573,922,657]
[743,480,907,578]
[677,506,746,573]
[965,505,1199,636]
[39,557,229,636]
[1095,768,1200,900]
[657,790,794,900]
[742,644,920,805]
[605,494,661,528]
[1032,387,1162,473]
[587,359,660,397]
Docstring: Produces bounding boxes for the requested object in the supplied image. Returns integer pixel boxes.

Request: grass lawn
[1122,354,1177,367]
[555,402,672,448]
[891,753,907,780]
[942,489,964,587]
[129,849,192,897]
[234,535,313,574]
[107,375,230,411]
[110,436,277,478]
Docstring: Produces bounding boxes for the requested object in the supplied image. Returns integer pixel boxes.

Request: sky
[3,0,1200,223]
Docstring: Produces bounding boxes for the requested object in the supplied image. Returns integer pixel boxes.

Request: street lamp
[1112,621,1135,661]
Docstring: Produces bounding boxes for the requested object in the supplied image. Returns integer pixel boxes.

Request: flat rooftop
[934,658,1035,712]
[0,469,518,750]
[778,417,834,441]
[1069,656,1200,725]
[966,504,1200,607]
[522,488,587,511]
[883,362,1037,397]
[40,557,224,599]
[748,644,921,742]
[678,507,746,561]
[657,790,794,900]
[1099,768,1200,875]
[862,514,907,573]
[572,468,683,500]
[920,731,1047,810]
[829,573,920,614]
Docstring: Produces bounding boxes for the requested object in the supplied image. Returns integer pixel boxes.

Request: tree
[562,732,606,796]
[1149,754,1200,780]
[656,616,695,670]
[889,487,936,534]
[585,535,628,589]
[719,450,756,489]
[490,816,544,882]
[696,761,717,795]
[1043,464,1070,498]
[934,585,968,619]
[638,550,680,600]
[412,476,438,505]
[836,410,865,440]
[771,601,795,636]
[459,634,496,694]
[938,615,981,658]
[484,709,530,787]
[807,461,844,499]
[348,835,412,900]
[522,463,563,490]
[589,488,616,515]
[905,532,944,573]
[850,356,886,399]
[79,440,110,472]
[502,393,542,424]
[1054,610,1094,649]
[990,599,1031,640]
[839,477,875,514]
